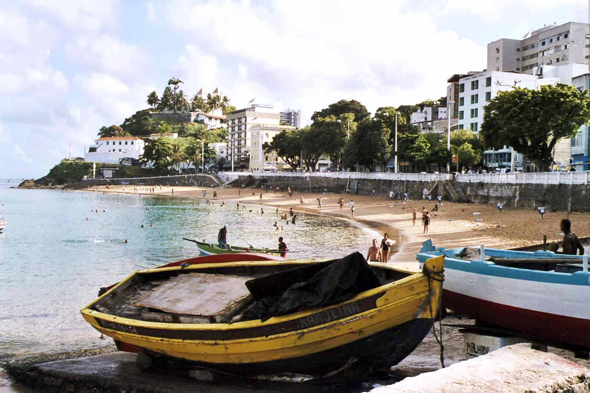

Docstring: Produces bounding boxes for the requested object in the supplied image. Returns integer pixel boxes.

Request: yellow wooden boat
[81,254,444,377]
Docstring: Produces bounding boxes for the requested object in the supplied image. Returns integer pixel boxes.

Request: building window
[549,38,553,43]
[470,108,478,118]
[471,80,479,90]
[459,83,465,93]
[495,47,500,54]
[541,40,546,46]
[564,44,569,50]
[564,33,569,39]
[516,48,521,51]
[556,36,560,41]
[106,141,109,145]
[486,92,491,101]
[516,67,520,71]
[471,94,478,104]
[470,122,479,132]
[556,58,560,63]
[458,124,464,130]
[125,141,128,145]
[119,141,122,145]
[119,149,121,152]
[485,77,491,87]
[131,141,134,145]
[459,97,464,106]
[459,111,464,120]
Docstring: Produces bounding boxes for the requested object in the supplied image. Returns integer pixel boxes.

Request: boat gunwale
[81,260,429,332]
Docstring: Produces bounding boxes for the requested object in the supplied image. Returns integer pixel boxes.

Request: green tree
[398,133,430,172]
[46,160,93,184]
[147,91,160,108]
[263,129,302,170]
[481,83,590,171]
[97,125,129,137]
[206,93,222,111]
[311,99,370,122]
[309,114,352,170]
[141,138,173,172]
[168,139,187,173]
[423,133,451,172]
[191,95,209,113]
[223,105,236,115]
[167,78,184,112]
[159,86,173,111]
[176,90,190,112]
[450,129,482,169]
[300,127,324,171]
[396,104,419,123]
[342,118,390,171]
[120,109,157,136]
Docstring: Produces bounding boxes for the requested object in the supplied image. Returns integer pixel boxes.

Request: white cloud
[12,144,32,164]
[20,0,121,33]
[161,0,486,122]
[65,35,150,79]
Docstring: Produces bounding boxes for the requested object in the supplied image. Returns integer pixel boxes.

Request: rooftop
[96,136,142,141]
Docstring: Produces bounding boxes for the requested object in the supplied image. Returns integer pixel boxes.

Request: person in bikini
[381,233,391,262]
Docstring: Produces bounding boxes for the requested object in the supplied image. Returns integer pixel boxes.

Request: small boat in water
[82,252,444,378]
[183,238,281,256]
[417,240,590,350]
[0,217,6,233]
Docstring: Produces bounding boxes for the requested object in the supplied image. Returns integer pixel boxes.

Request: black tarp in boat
[241,252,381,321]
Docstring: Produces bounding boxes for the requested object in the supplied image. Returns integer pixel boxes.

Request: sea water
[0,181,374,361]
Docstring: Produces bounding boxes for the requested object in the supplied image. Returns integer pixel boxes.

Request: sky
[0,0,588,179]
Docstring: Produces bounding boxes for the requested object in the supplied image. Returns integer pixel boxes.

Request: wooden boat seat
[133,273,253,323]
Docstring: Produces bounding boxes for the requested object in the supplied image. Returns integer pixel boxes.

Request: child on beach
[423,210,430,234]
[317,197,322,210]
[412,209,417,226]
[339,198,344,210]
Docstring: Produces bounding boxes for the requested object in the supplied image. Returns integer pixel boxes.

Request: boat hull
[417,246,590,350]
[82,257,444,376]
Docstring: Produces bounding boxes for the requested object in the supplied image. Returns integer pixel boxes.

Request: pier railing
[222,171,452,182]
[455,172,590,185]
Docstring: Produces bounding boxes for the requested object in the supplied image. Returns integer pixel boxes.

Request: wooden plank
[133,273,252,317]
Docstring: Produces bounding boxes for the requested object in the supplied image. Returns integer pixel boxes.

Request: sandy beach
[90,184,590,272]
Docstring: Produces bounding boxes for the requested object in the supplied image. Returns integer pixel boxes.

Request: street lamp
[337,119,351,139]
[394,112,399,174]
[447,100,455,173]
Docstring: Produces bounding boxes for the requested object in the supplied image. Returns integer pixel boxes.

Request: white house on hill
[85,136,145,164]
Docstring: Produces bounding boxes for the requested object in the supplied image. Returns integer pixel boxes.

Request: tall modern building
[279,109,301,128]
[225,104,280,169]
[487,22,590,74]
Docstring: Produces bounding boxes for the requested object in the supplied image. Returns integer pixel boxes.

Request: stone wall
[231,174,450,201]
[455,182,590,211]
[82,174,219,188]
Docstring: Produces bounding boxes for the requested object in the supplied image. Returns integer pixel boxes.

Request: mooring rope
[424,264,446,368]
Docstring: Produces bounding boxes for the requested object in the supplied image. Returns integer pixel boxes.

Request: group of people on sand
[366,233,393,263]
[412,207,431,233]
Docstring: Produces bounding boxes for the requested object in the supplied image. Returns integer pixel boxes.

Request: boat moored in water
[82,252,444,378]
[183,237,282,256]
[0,217,6,233]
[417,240,590,350]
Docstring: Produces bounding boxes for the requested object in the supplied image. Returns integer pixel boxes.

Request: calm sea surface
[0,180,374,361]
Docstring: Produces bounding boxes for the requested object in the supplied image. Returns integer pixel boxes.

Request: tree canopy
[311,99,370,122]
[450,129,482,169]
[98,125,129,138]
[263,129,302,170]
[481,83,590,171]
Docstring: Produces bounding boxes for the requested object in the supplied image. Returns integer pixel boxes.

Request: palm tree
[169,140,187,173]
[158,86,173,111]
[177,90,190,112]
[206,93,222,111]
[191,94,210,113]
[221,95,230,112]
[167,77,184,113]
[147,91,160,108]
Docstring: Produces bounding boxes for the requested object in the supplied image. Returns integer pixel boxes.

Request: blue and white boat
[0,217,5,233]
[417,240,590,350]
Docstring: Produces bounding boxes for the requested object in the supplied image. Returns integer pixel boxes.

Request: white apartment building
[410,106,447,130]
[457,71,540,133]
[208,142,227,165]
[249,124,294,171]
[488,22,590,74]
[456,63,587,170]
[225,104,281,169]
[85,137,145,165]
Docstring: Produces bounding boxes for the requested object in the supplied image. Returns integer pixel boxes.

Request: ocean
[0,180,374,362]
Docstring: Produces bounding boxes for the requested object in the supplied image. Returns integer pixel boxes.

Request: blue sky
[0,0,588,179]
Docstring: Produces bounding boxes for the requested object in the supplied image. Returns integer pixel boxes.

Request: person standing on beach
[339,198,344,210]
[260,192,263,202]
[350,200,355,220]
[218,225,228,248]
[288,187,292,198]
[380,233,391,262]
[300,196,304,205]
[317,197,322,210]
[278,237,289,257]
[366,239,382,262]
[561,219,584,255]
[289,207,294,216]
[412,209,417,226]
[423,211,430,234]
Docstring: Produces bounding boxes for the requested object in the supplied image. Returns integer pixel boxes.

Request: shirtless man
[366,239,382,262]
[561,219,584,255]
